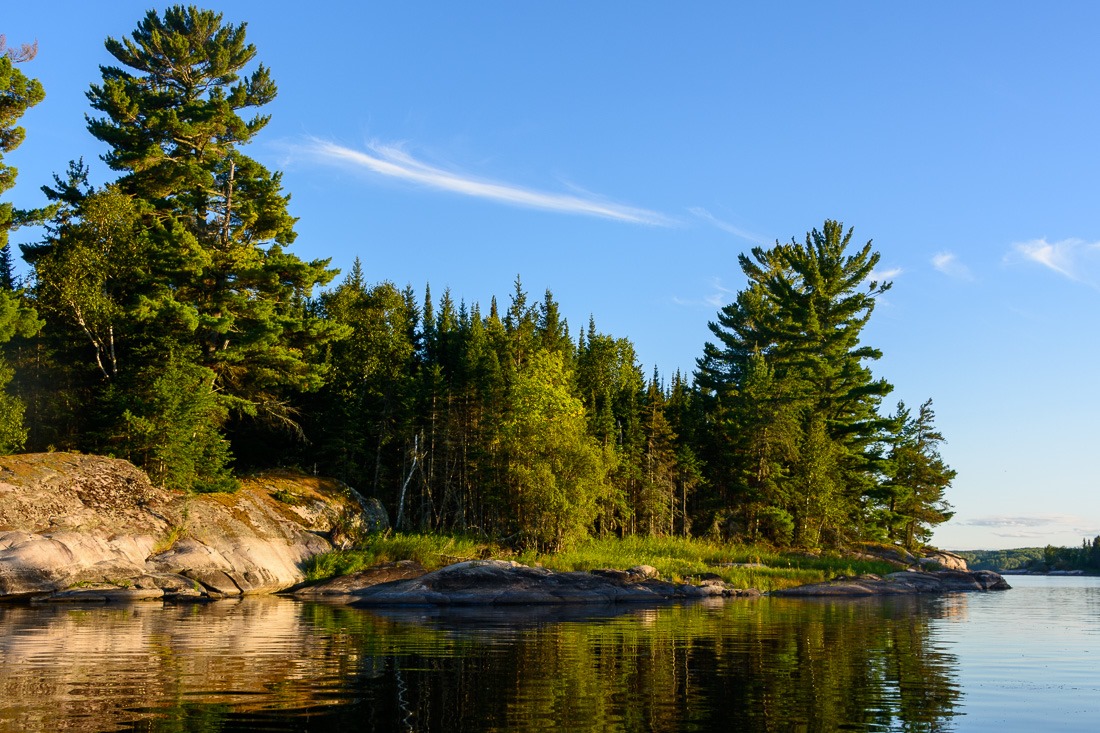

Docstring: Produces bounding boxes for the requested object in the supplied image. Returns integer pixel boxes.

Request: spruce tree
[638,373,679,536]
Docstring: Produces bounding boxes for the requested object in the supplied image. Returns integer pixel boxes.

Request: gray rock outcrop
[770,569,1010,597]
[0,453,380,601]
[345,559,760,606]
[852,543,970,572]
[921,549,968,571]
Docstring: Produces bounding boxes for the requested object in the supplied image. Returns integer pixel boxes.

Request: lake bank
[0,452,1003,604]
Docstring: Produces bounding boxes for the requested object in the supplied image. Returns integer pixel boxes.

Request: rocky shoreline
[292,559,1009,605]
[0,453,386,602]
[770,568,1010,596]
[0,453,1010,605]
[296,560,762,605]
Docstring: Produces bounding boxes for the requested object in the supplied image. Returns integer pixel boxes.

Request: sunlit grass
[303,533,491,582]
[516,535,897,592]
[302,533,898,592]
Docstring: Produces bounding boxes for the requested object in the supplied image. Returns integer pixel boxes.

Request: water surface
[0,575,1096,731]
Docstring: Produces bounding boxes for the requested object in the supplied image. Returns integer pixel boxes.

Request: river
[0,575,1096,731]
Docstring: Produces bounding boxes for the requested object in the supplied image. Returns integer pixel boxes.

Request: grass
[303,533,899,592]
[303,533,491,582]
[517,535,898,592]
[151,523,187,554]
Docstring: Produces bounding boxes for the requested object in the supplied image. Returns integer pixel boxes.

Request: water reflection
[0,595,961,732]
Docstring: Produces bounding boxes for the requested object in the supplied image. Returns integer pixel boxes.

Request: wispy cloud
[688,207,765,244]
[672,277,737,309]
[932,251,972,280]
[301,138,673,226]
[961,514,1100,540]
[1010,238,1100,285]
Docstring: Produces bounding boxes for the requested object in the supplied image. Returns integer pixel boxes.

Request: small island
[2,6,969,608]
[0,452,1005,604]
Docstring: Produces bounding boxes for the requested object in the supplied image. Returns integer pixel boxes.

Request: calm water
[0,575,1096,732]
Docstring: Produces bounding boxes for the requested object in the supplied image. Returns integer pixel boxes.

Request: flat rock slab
[347,560,760,606]
[771,569,1011,597]
[294,560,428,597]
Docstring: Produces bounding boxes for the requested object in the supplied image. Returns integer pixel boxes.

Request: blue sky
[5,2,1099,550]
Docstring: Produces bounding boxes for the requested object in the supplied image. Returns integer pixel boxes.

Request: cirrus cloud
[960,514,1100,540]
[300,138,674,227]
[932,251,972,280]
[688,207,765,244]
[1010,238,1100,285]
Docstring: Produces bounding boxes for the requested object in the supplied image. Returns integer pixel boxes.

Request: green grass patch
[303,533,492,582]
[303,533,898,592]
[516,535,897,592]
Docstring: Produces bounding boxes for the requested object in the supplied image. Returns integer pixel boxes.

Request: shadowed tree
[0,36,44,451]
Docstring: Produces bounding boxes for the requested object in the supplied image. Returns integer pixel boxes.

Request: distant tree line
[957,548,1047,572]
[1036,537,1100,573]
[0,6,956,552]
[961,539,1100,573]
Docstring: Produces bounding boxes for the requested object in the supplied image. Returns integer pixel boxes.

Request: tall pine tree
[698,220,894,547]
[27,7,338,487]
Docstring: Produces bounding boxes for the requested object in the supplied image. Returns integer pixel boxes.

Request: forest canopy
[0,6,956,552]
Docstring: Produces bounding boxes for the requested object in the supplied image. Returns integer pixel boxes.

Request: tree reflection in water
[0,595,960,732]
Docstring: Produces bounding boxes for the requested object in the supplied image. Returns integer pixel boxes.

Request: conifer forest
[0,7,955,553]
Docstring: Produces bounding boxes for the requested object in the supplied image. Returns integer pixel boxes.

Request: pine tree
[698,220,895,547]
[0,36,45,257]
[0,38,44,451]
[82,6,340,423]
[883,399,956,550]
[24,7,340,485]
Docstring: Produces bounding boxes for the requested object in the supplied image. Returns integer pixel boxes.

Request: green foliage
[302,533,492,581]
[0,38,45,253]
[308,265,413,490]
[756,505,796,546]
[955,547,1045,571]
[503,349,608,551]
[696,220,905,549]
[0,359,28,452]
[0,3,957,557]
[117,350,237,493]
[19,6,338,483]
[0,288,42,454]
[304,532,896,591]
[85,4,338,406]
[881,399,956,550]
[0,39,45,451]
[960,540,1100,574]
